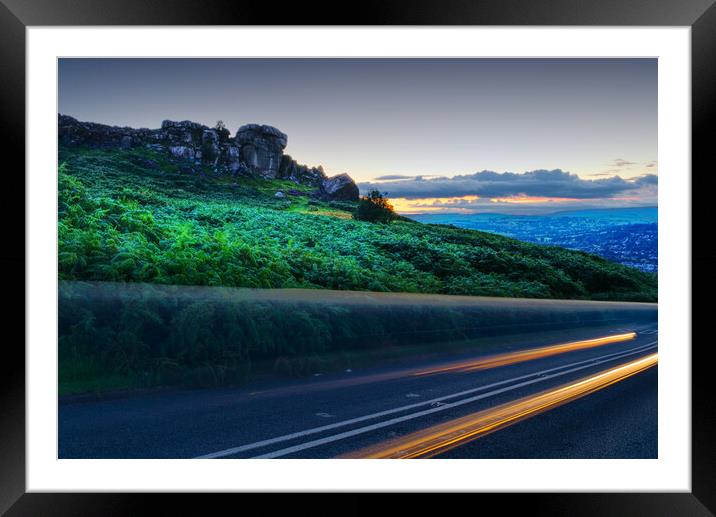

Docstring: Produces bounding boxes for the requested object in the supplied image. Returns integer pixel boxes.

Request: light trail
[196,341,655,459]
[412,332,636,376]
[348,352,657,459]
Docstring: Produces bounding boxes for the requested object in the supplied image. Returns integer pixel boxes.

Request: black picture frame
[2,0,714,513]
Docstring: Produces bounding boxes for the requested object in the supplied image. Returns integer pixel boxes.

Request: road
[59,321,658,459]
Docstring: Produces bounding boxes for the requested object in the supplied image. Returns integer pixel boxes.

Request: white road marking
[252,343,658,459]
[251,343,658,459]
[195,340,657,459]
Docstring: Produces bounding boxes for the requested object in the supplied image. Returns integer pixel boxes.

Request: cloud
[372,174,418,181]
[588,170,621,177]
[612,158,636,167]
[632,173,658,186]
[359,169,658,200]
[645,160,658,168]
[372,174,440,181]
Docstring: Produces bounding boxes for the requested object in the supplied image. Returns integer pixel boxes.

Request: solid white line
[195,340,657,459]
[251,344,658,459]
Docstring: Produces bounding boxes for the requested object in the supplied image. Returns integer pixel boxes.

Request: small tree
[354,190,396,224]
[214,120,230,142]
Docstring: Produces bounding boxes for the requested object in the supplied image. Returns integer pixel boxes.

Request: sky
[58,58,657,214]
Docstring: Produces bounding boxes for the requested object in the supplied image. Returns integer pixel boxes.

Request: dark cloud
[633,173,658,186]
[645,161,658,168]
[359,169,658,200]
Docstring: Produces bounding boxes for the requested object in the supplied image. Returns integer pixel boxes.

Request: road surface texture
[59,321,657,459]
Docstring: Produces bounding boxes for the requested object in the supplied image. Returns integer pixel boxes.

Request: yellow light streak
[412,332,636,376]
[346,352,657,459]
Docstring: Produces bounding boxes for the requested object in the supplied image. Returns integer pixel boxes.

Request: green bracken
[58,146,657,301]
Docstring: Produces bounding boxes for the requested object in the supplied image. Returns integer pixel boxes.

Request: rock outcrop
[235,124,287,179]
[278,155,328,187]
[58,115,358,201]
[319,173,360,201]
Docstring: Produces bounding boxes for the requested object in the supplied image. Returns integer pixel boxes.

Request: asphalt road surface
[59,321,658,459]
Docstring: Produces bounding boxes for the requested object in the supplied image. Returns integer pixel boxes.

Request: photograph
[1,0,710,507]
[56,57,660,460]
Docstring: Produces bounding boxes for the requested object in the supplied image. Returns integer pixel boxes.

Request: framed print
[3,0,715,513]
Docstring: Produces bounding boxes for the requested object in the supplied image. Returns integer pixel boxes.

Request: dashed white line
[195,340,657,459]
[252,344,658,459]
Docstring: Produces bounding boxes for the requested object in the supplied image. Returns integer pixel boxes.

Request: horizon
[58,58,657,214]
[405,205,658,217]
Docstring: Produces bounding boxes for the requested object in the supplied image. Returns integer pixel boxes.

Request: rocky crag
[58,115,359,201]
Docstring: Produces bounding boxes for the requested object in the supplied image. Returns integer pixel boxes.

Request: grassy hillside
[58,146,657,302]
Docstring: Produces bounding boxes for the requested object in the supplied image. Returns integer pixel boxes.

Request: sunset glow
[387,194,605,214]
[390,196,480,213]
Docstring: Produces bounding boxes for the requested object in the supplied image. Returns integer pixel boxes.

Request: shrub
[353,190,396,224]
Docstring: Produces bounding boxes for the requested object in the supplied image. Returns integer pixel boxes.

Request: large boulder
[321,173,359,201]
[235,124,287,179]
[168,145,195,162]
[222,145,243,174]
[160,120,208,146]
[201,129,220,164]
[58,114,150,148]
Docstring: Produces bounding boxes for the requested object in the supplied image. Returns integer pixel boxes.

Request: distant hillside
[412,208,658,273]
[545,207,657,221]
[58,144,657,302]
[412,206,656,224]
